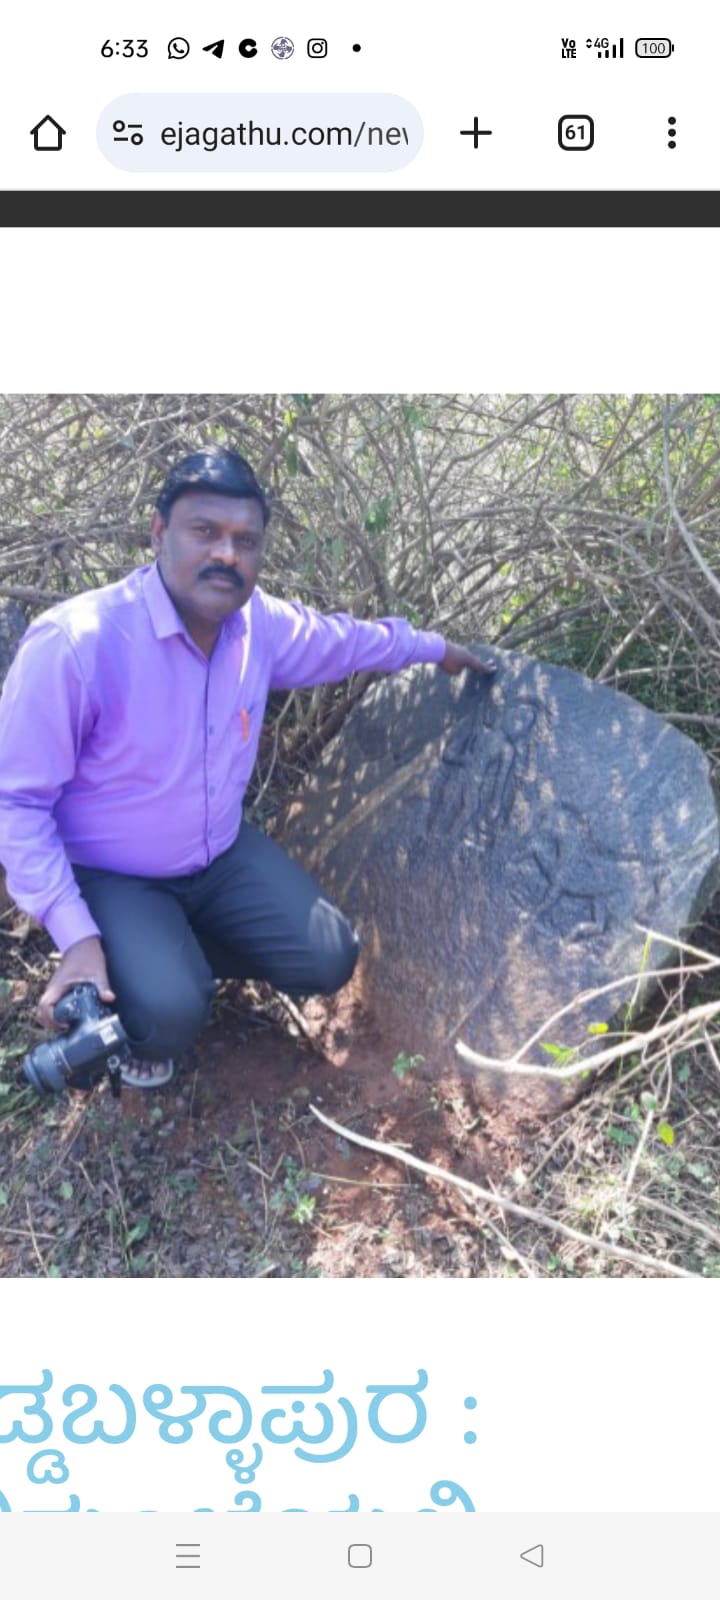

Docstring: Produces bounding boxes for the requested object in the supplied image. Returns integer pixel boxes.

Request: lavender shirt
[0,561,446,954]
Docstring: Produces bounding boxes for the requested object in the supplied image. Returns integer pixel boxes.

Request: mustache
[202,569,244,585]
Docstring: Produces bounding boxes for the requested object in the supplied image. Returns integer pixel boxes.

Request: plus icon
[460,117,492,146]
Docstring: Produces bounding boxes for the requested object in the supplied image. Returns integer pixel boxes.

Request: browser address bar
[99,95,423,171]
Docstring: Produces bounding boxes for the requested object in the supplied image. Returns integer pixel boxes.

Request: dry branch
[309,1104,694,1276]
[456,998,720,1081]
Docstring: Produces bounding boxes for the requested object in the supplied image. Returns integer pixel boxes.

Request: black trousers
[72,821,360,1061]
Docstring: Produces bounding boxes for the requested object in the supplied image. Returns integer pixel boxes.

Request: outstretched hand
[440,641,497,677]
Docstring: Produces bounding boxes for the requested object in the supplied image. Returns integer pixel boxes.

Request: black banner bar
[1,190,719,227]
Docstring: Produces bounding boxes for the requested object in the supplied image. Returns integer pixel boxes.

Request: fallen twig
[478,1211,537,1277]
[622,1107,655,1200]
[447,935,718,1069]
[312,1170,411,1193]
[251,1099,269,1235]
[273,991,328,1057]
[702,1030,720,1081]
[662,712,720,729]
[309,1104,694,1277]
[637,1194,720,1251]
[25,1201,51,1276]
[455,998,720,1081]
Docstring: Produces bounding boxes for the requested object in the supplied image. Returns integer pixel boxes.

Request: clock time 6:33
[101,39,149,57]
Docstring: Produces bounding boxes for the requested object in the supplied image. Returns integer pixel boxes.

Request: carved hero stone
[279,647,720,1114]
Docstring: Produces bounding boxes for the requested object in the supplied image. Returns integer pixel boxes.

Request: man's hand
[440,641,497,677]
[37,935,116,1032]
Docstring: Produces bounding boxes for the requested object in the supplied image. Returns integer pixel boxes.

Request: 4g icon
[558,114,595,150]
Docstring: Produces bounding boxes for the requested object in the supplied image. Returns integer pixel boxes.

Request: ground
[3,904,720,1279]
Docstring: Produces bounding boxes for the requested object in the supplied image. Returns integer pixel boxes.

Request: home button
[30,115,67,152]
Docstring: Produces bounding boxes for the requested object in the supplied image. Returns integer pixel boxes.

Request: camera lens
[22,1039,71,1095]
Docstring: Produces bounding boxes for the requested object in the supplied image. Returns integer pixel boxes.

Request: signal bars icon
[587,36,624,59]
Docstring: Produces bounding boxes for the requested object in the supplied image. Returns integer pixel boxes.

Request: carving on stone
[280,647,720,1113]
[428,697,542,846]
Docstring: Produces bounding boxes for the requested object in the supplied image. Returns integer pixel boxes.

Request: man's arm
[439,640,497,676]
[0,621,102,953]
[263,590,447,691]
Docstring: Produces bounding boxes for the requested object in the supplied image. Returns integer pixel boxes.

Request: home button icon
[30,115,67,152]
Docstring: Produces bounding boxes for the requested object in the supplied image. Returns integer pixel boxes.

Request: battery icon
[635,38,674,57]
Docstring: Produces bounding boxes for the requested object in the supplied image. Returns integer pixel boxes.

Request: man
[0,447,495,1088]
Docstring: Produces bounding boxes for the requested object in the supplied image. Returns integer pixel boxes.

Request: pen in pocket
[240,708,250,741]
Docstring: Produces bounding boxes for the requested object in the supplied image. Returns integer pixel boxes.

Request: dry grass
[3,905,720,1278]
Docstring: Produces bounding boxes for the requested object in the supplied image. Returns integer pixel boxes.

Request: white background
[0,1280,717,1512]
[3,227,717,393]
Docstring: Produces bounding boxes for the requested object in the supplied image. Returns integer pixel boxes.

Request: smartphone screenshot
[1,4,719,1594]
[1,5,713,221]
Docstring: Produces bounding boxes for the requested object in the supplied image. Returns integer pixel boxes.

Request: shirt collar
[142,559,248,642]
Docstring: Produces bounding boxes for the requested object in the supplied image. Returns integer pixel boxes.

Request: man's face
[150,490,266,634]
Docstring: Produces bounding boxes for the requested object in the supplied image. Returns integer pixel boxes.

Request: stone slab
[280,647,720,1114]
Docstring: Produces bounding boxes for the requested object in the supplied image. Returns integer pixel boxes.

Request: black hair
[155,447,270,524]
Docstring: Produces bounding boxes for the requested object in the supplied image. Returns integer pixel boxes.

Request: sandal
[120,1056,175,1089]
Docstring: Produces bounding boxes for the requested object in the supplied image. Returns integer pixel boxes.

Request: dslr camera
[21,982,130,1096]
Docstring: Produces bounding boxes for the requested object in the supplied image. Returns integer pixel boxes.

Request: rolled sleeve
[0,623,101,953]
[263,590,446,690]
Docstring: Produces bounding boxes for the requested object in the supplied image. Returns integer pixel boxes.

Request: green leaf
[363,499,390,535]
[0,1184,9,1207]
[125,1216,151,1247]
[657,1121,675,1147]
[391,1052,425,1080]
[539,1042,577,1063]
[59,1180,74,1201]
[608,1127,637,1147]
[587,1022,608,1035]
